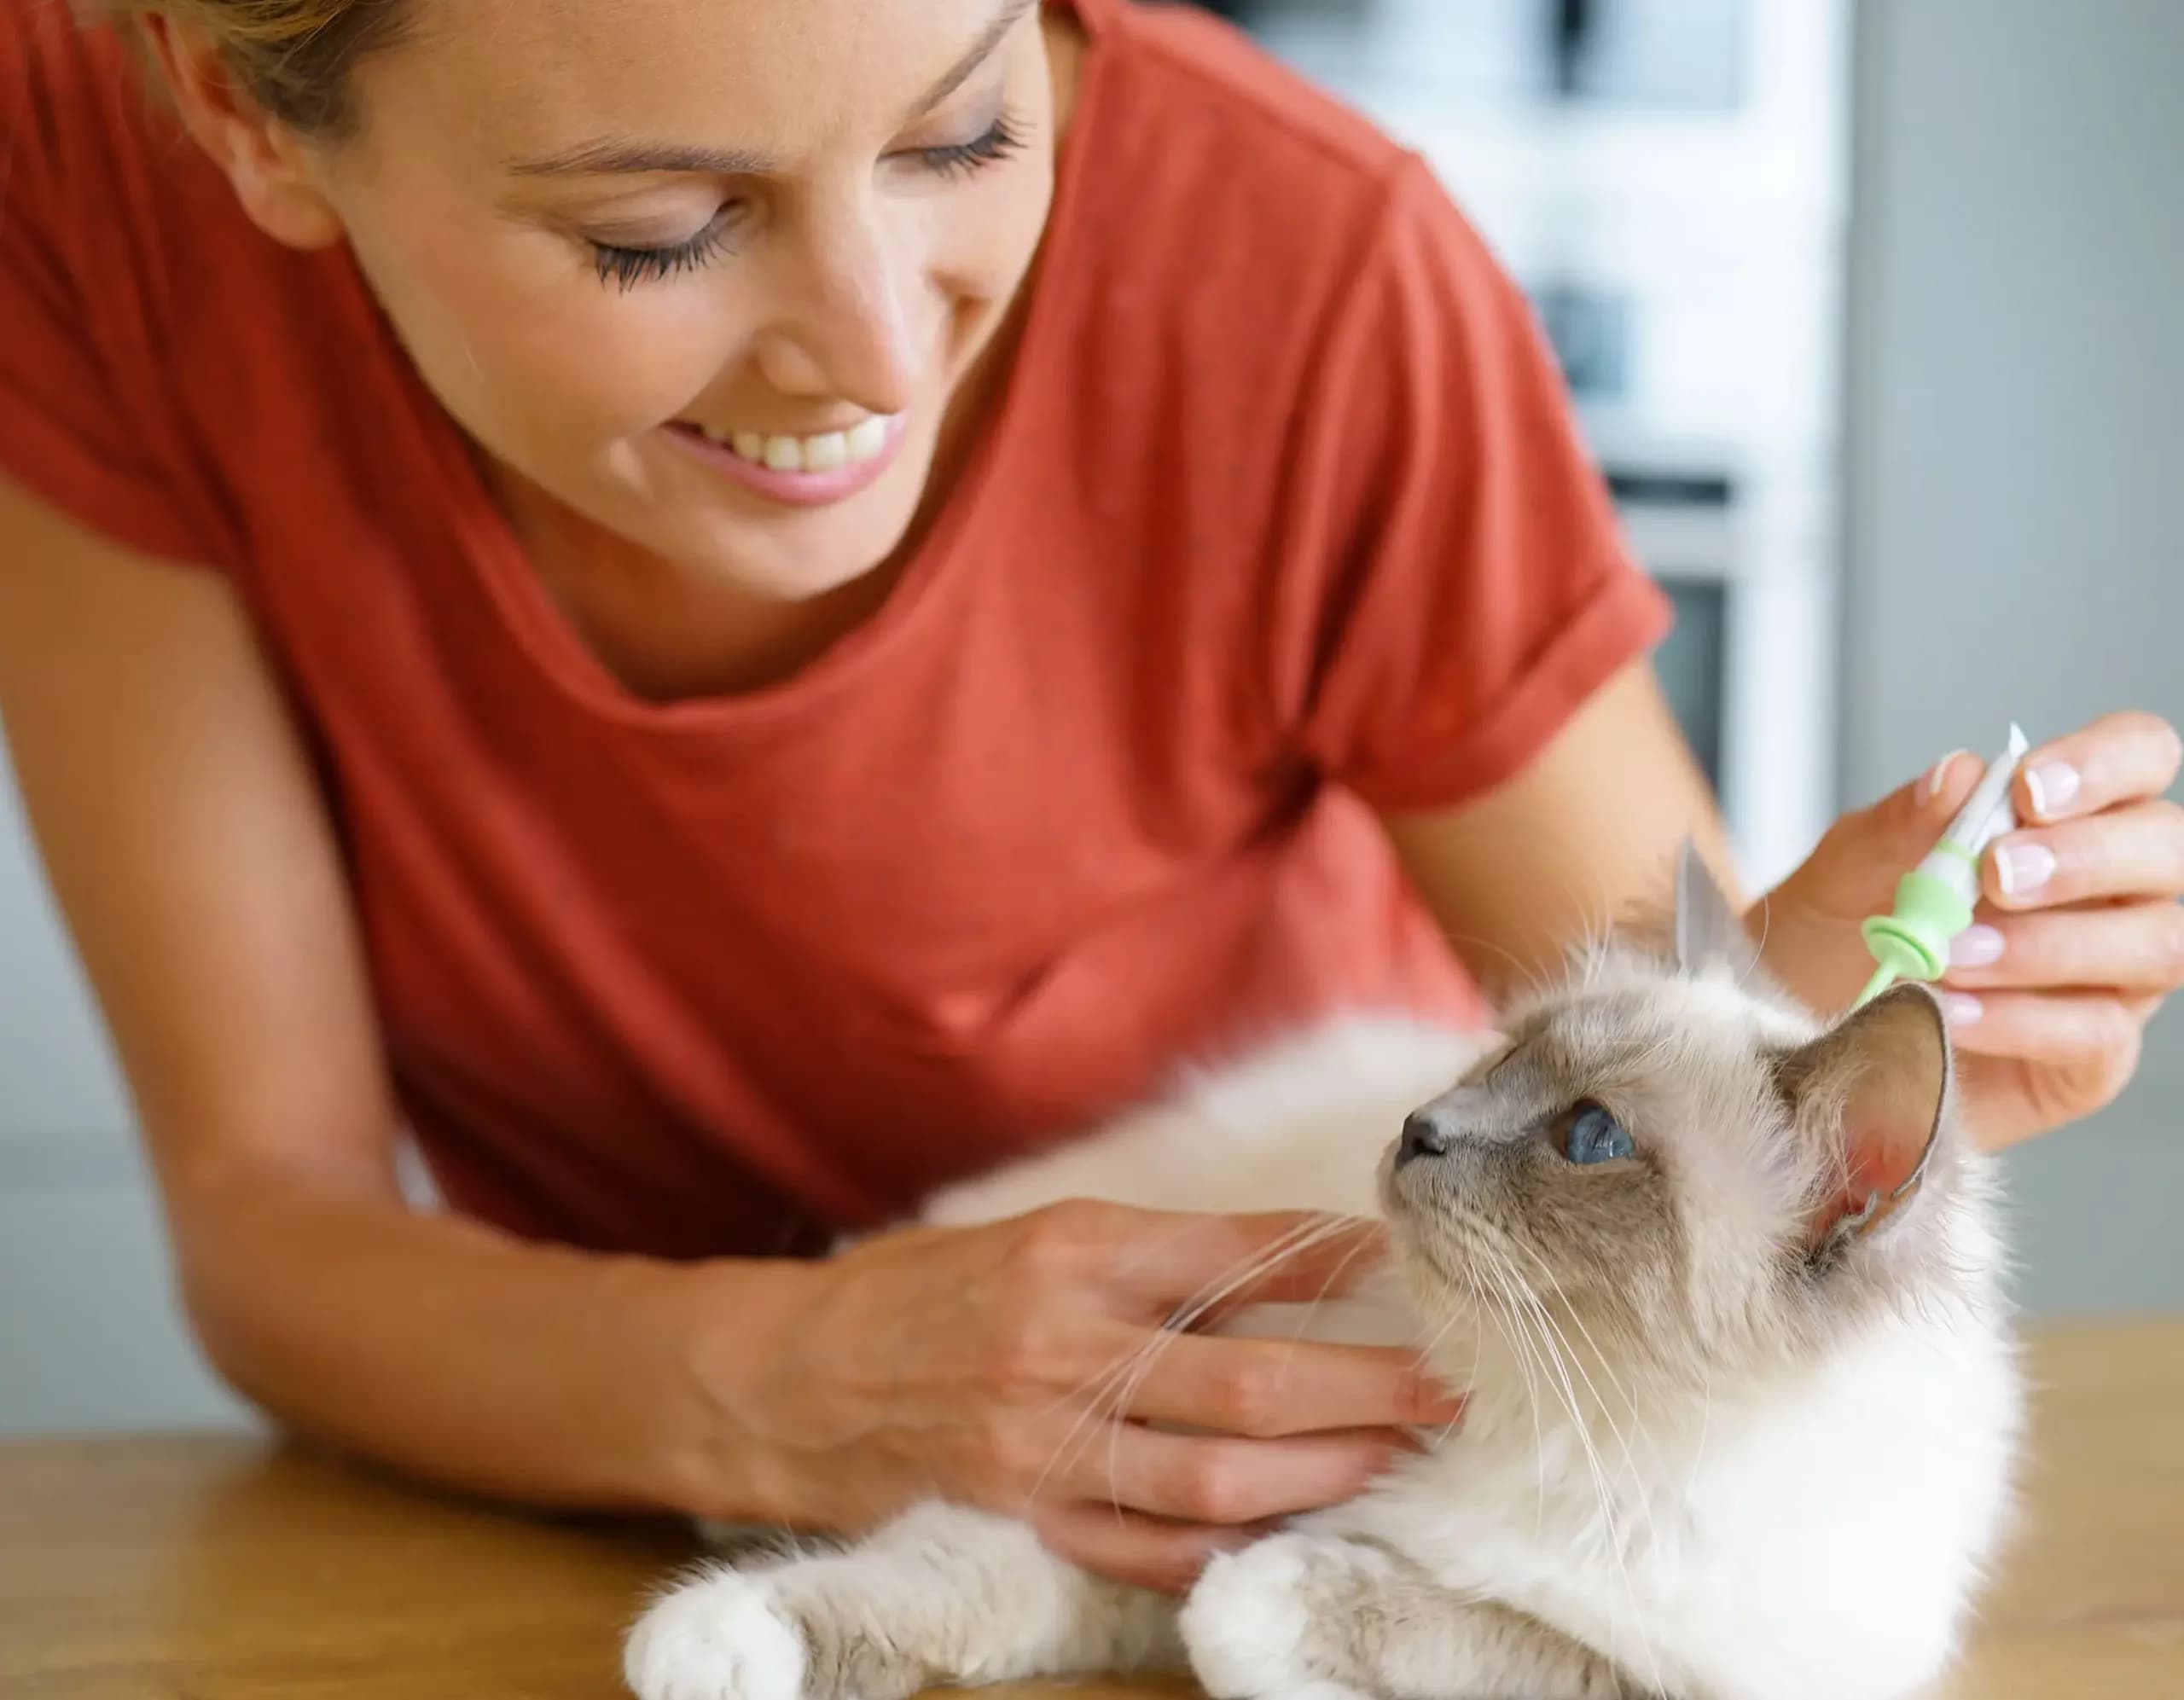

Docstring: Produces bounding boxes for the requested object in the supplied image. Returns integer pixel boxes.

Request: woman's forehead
[361,0,1031,162]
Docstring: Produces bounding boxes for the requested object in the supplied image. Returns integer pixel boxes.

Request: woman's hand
[692,1200,1460,1593]
[1757,711,2184,1146]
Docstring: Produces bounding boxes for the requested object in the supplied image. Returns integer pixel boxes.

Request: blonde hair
[99,0,408,136]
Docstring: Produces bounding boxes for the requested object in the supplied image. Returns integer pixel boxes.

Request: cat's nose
[1397,1107,1455,1166]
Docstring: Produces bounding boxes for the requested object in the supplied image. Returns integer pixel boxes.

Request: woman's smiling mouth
[665,412,907,506]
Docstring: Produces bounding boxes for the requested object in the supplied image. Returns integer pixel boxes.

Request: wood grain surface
[3,1322,2179,1697]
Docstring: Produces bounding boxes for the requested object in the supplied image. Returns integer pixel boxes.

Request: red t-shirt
[1,0,1670,1257]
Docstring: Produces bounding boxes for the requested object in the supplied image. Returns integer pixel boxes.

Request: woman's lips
[665,414,907,507]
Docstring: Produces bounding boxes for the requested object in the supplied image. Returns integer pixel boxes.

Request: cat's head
[1379,843,1994,1393]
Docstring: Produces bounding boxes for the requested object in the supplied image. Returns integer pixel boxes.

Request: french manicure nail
[1923,750,1972,802]
[1949,925,2006,969]
[2024,762,2081,820]
[1942,993,1984,1027]
[1995,843,2056,897]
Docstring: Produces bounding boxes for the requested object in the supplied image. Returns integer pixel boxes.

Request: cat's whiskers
[1024,1227,1314,1514]
[1040,1213,1350,1428]
[1502,1254,1665,1561]
[1278,1221,1381,1355]
[1096,1214,1362,1513]
[1476,1237,1667,1697]
[1467,1246,1553,1534]
[1686,1360,1714,1502]
[1438,1218,1552,1497]
[1502,1235,1654,1444]
[1737,891,1775,990]
[1449,1259,1547,1531]
[1026,1214,1361,1519]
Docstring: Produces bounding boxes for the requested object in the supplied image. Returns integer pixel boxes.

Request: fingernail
[1923,750,1972,802]
[2024,761,2081,821]
[1949,925,2006,969]
[1942,993,1984,1027]
[1995,842,2056,897]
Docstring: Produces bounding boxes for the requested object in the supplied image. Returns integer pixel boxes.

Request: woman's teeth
[694,416,892,473]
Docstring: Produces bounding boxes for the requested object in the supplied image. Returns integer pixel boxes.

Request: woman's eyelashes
[910,108,1027,182]
[590,207,746,289]
[585,111,1029,289]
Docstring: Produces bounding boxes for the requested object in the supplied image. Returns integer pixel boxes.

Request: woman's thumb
[1792,751,1989,921]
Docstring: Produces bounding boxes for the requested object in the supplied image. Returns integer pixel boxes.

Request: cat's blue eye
[1563,1103,1634,1165]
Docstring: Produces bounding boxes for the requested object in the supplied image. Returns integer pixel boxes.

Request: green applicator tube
[1854,724,2030,1008]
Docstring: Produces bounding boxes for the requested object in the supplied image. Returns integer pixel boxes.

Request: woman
[2,0,2177,1593]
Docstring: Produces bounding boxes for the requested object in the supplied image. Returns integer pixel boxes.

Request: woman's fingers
[1048,1421,1410,1529]
[1026,1501,1258,1595]
[1943,899,2184,993]
[2014,712,2184,825]
[1014,1201,1391,1322]
[1111,1209,1393,1318]
[1936,986,2159,1064]
[1984,801,2184,911]
[1099,1325,1461,1437]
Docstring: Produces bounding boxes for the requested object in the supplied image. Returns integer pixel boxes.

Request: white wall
[1844,0,2184,1310]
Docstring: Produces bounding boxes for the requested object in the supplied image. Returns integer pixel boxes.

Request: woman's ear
[141,15,346,251]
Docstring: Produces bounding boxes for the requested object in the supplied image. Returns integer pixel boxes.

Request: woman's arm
[0,472,770,1512]
[0,475,1453,1584]
[1381,659,1739,1007]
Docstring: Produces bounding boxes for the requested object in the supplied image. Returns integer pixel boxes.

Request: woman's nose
[755,205,921,418]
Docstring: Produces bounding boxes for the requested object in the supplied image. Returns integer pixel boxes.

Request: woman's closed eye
[906,109,1027,182]
[586,111,1029,289]
[1562,1101,1635,1165]
[590,205,749,289]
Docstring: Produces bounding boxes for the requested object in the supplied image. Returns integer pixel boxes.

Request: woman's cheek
[503,288,736,441]
[425,253,739,453]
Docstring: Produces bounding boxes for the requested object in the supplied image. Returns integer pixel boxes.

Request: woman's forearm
[166,1171,813,1520]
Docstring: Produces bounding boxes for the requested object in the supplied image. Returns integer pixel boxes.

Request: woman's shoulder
[1060,3,1492,369]
[1078,0,1439,256]
[1038,4,1525,495]
[1091,0,1411,185]
[1,1,405,574]
[3,2,217,235]
[3,0,357,335]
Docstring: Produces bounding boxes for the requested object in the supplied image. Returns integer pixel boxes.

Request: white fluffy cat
[625,850,2022,1700]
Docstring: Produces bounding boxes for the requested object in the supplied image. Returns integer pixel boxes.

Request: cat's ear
[1774,983,1954,1256]
[1673,838,1757,977]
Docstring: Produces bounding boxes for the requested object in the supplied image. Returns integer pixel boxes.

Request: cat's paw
[623,1567,807,1700]
[1182,1535,1357,1700]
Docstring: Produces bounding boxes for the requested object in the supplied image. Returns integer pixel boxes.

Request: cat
[624,846,2022,1700]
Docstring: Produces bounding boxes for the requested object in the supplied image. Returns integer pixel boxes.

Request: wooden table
[3,1323,2181,1698]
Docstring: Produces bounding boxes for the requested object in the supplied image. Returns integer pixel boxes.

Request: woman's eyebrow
[901,0,1037,125]
[506,139,777,179]
[504,0,1037,180]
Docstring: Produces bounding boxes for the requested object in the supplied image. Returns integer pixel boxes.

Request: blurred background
[3,0,2179,1433]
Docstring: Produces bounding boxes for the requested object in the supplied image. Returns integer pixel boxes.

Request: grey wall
[1844,0,2184,1310]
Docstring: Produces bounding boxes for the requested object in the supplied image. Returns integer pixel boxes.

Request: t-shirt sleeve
[0,8,228,567]
[1263,155,1674,815]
